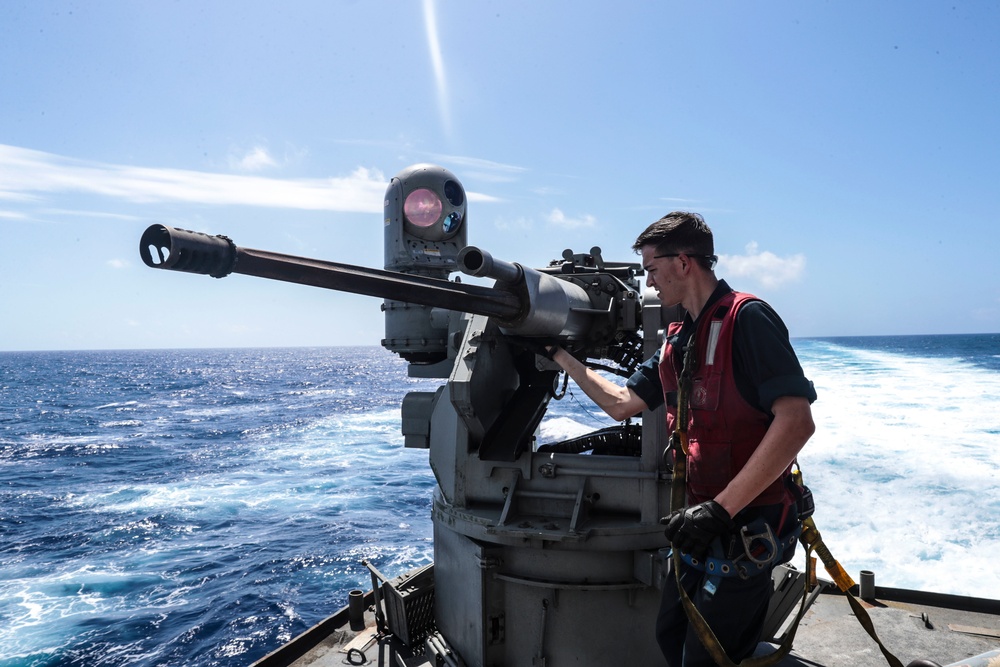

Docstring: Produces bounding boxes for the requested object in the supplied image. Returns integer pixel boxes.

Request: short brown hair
[632,212,715,269]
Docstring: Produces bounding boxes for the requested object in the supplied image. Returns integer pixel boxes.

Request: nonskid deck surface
[257,585,1000,667]
[762,592,1000,667]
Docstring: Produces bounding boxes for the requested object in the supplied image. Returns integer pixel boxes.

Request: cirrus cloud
[0,144,387,213]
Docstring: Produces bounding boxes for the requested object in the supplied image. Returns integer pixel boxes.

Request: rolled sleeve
[735,301,817,413]
[758,375,817,412]
[627,350,665,410]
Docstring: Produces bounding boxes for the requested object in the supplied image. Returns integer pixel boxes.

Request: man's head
[635,212,720,311]
[632,211,717,271]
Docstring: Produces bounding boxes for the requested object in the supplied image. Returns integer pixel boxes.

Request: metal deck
[252,576,1000,667]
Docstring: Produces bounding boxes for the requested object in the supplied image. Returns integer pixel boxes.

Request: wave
[794,339,1000,597]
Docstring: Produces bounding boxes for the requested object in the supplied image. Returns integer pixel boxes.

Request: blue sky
[2,1,998,351]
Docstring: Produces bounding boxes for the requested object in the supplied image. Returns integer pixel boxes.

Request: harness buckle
[740,522,778,566]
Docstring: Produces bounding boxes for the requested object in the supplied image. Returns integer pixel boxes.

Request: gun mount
[139,164,676,666]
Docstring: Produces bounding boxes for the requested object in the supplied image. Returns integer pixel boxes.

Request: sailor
[549,211,816,666]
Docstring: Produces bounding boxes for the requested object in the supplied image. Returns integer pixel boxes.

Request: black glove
[660,500,735,561]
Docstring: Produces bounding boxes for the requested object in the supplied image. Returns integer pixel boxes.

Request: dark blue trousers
[656,505,792,666]
[656,557,774,666]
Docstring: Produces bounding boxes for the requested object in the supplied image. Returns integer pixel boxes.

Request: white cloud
[717,241,806,288]
[434,154,526,174]
[0,210,28,219]
[0,144,387,212]
[468,191,502,204]
[0,189,42,202]
[547,208,596,229]
[230,146,278,172]
[429,153,529,184]
[107,259,130,269]
[43,208,143,221]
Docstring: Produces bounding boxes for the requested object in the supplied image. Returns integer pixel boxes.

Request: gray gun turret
[138,164,674,667]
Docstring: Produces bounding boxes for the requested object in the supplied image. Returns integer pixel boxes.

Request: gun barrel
[457,246,522,284]
[139,224,523,320]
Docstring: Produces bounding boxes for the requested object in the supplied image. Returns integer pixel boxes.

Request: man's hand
[660,500,735,561]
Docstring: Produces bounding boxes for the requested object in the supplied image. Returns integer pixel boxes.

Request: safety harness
[668,335,905,667]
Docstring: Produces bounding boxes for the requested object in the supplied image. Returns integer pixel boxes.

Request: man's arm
[713,395,815,517]
[549,347,650,421]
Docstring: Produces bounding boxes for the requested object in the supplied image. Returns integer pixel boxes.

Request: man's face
[641,245,683,306]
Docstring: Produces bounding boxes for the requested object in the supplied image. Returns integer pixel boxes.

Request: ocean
[1,335,998,666]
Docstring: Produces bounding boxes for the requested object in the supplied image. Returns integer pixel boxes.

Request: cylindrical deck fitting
[859,569,875,600]
[348,589,365,630]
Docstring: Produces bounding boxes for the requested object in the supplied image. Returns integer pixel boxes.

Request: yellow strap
[799,517,856,592]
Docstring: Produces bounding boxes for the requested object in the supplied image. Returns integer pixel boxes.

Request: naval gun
[139,164,676,666]
[136,230,642,372]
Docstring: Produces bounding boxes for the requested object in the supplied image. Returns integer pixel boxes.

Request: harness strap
[677,524,801,580]
[670,548,806,667]
[668,335,696,513]
[665,334,903,666]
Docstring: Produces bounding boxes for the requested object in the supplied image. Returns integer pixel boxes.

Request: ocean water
[793,334,1000,599]
[1,336,998,666]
